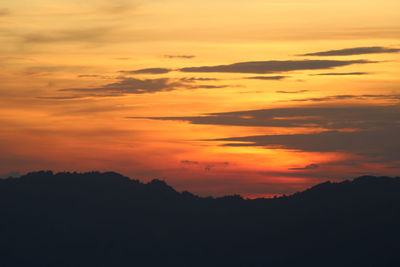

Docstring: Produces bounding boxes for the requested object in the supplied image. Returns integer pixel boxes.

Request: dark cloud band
[179,60,373,74]
[302,46,400,56]
[120,68,172,75]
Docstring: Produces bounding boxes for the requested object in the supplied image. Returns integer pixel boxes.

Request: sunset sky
[1,0,400,197]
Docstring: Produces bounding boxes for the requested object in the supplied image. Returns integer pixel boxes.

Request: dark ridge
[1,171,400,267]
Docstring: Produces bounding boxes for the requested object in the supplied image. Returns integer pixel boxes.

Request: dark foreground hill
[1,171,400,267]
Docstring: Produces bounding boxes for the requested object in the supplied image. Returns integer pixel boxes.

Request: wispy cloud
[120,68,172,75]
[215,128,400,162]
[179,60,374,74]
[310,72,370,76]
[246,76,288,80]
[134,104,400,130]
[0,8,10,16]
[60,77,185,95]
[288,94,400,102]
[133,104,400,162]
[276,90,309,94]
[301,46,400,56]
[57,77,233,96]
[289,164,319,170]
[165,55,196,59]
[180,77,219,81]
[20,27,115,44]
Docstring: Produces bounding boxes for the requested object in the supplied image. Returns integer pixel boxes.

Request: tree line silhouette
[1,171,400,266]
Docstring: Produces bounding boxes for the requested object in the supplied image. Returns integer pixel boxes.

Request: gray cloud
[136,104,400,130]
[113,57,132,60]
[133,103,400,162]
[289,94,400,103]
[276,90,309,94]
[165,55,195,59]
[24,65,88,75]
[38,96,87,100]
[60,77,185,95]
[21,27,114,44]
[180,160,230,172]
[180,77,219,81]
[302,46,400,56]
[58,77,232,96]
[190,85,230,89]
[136,104,400,162]
[246,76,288,80]
[205,162,229,171]
[238,90,265,94]
[181,160,199,165]
[78,74,111,79]
[120,68,172,75]
[100,2,137,15]
[0,8,10,16]
[215,127,400,161]
[311,72,369,76]
[179,59,373,74]
[289,164,319,170]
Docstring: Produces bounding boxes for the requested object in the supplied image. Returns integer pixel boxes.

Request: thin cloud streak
[288,94,400,102]
[302,46,400,56]
[135,104,400,130]
[0,8,10,16]
[246,76,288,80]
[57,77,233,96]
[276,90,309,94]
[215,128,400,162]
[310,72,370,76]
[165,55,196,59]
[120,68,172,75]
[179,60,374,74]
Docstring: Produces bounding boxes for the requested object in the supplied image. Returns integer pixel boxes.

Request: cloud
[78,74,111,79]
[0,8,10,16]
[246,76,288,80]
[181,160,199,165]
[134,103,400,162]
[99,1,137,15]
[179,59,373,74]
[302,46,400,56]
[21,27,114,44]
[60,77,185,95]
[238,91,265,94]
[134,104,397,162]
[215,127,400,161]
[190,85,230,89]
[113,57,132,60]
[38,96,87,100]
[288,94,400,103]
[311,72,369,76]
[204,162,229,171]
[165,55,196,59]
[136,104,400,130]
[289,164,319,170]
[120,68,172,75]
[180,77,219,81]
[180,160,229,171]
[58,77,232,96]
[23,65,88,75]
[276,90,309,94]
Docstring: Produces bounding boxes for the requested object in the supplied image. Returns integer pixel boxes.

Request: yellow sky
[1,0,400,196]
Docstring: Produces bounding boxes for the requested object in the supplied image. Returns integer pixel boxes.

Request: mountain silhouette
[1,171,400,266]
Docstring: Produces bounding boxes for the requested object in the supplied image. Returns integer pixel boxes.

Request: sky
[1,0,400,197]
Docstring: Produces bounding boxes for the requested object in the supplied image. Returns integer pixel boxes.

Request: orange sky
[1,0,400,197]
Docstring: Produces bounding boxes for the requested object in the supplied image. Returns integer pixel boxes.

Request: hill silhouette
[1,171,400,266]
